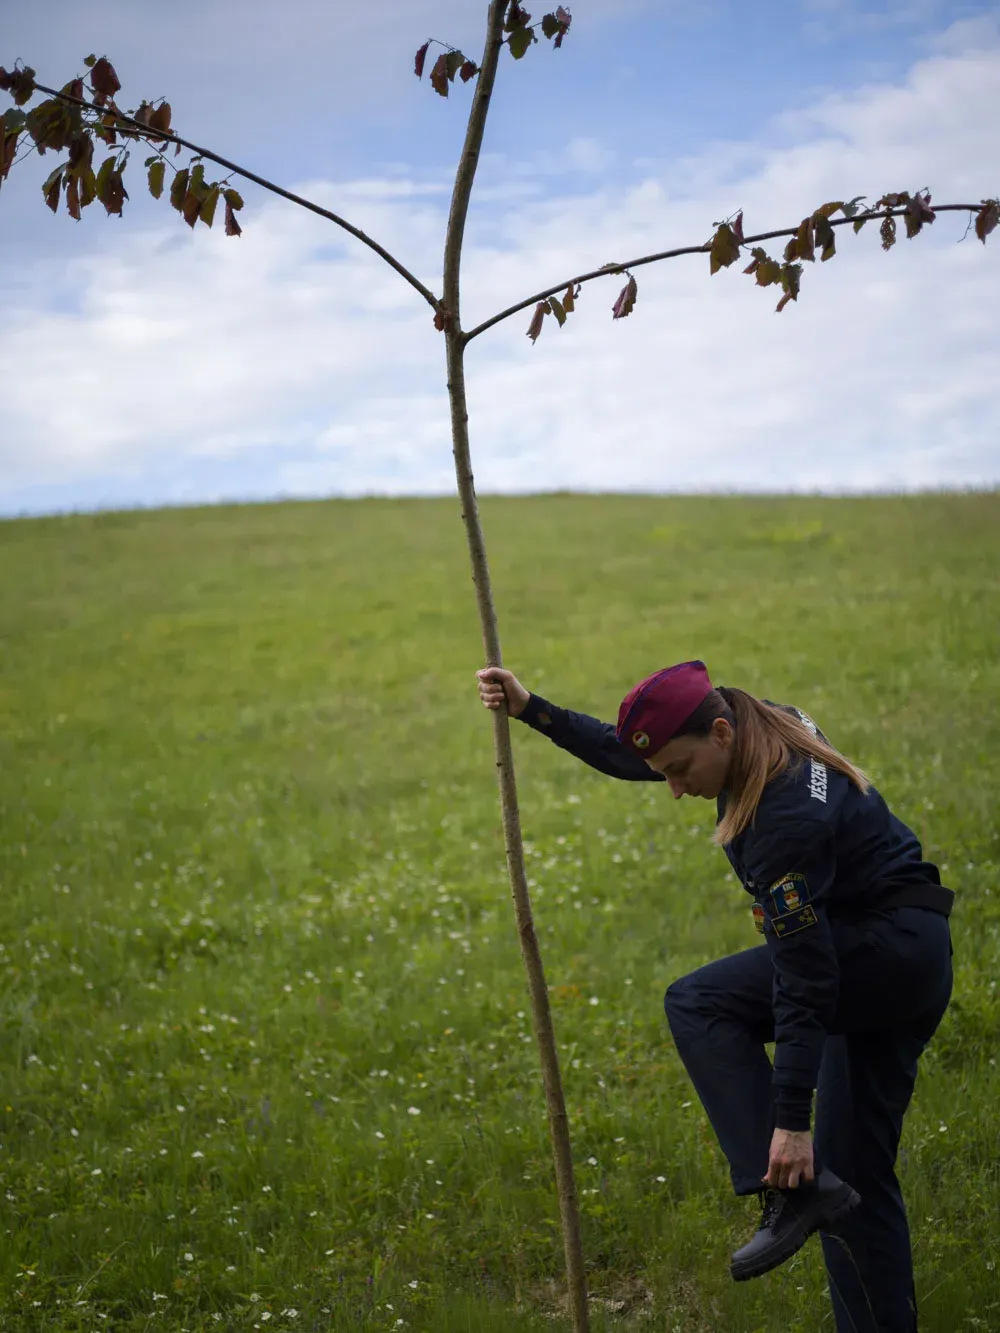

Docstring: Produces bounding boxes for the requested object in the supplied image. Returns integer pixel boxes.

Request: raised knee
[664,973,699,1023]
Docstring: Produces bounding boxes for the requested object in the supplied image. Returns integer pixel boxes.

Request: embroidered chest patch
[752,903,766,934]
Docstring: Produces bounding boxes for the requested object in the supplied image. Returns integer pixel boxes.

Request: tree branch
[464,202,987,342]
[31,82,441,314]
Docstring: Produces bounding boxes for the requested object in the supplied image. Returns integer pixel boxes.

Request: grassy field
[0,492,998,1332]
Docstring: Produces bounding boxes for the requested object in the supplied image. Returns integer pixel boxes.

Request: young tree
[2,5,996,1328]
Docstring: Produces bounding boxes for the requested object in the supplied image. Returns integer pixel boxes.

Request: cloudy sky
[1,0,998,514]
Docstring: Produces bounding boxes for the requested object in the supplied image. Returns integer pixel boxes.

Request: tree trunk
[438,6,590,1330]
[446,332,589,1333]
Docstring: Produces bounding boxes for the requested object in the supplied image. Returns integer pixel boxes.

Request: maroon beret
[615,660,714,756]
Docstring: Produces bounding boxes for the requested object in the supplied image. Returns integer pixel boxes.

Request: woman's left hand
[764,1128,815,1189]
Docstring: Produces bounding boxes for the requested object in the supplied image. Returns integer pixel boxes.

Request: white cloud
[1,21,999,511]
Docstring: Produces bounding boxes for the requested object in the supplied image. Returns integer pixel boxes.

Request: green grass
[0,492,998,1332]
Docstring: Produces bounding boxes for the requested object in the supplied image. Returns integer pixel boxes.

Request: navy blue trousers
[664,906,953,1333]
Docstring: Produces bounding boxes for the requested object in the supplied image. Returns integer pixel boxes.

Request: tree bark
[441,5,589,1330]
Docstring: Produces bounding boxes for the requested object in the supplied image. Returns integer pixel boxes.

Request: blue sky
[1,0,998,514]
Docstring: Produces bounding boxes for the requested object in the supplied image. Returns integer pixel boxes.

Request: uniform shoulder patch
[763,872,817,936]
[768,872,810,915]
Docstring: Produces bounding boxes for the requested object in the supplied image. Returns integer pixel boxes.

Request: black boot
[730,1167,860,1282]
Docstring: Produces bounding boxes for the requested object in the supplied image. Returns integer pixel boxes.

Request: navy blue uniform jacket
[516,692,949,1128]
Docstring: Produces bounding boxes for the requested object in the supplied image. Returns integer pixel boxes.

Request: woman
[476,659,953,1333]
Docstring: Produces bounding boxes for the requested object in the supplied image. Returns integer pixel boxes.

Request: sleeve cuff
[774,1086,814,1133]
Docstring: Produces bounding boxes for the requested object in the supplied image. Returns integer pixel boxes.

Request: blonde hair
[708,686,870,845]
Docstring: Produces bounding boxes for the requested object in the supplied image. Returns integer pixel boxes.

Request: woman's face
[644,718,734,800]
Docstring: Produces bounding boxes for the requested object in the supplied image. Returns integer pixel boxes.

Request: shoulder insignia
[768,872,811,917]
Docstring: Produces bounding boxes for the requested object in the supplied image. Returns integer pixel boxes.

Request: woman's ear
[711,716,734,749]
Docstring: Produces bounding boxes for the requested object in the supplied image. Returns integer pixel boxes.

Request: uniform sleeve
[746,821,839,1131]
[516,693,664,783]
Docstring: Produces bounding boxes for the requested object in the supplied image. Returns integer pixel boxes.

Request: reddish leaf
[813,214,836,261]
[875,191,908,211]
[880,214,896,251]
[147,158,165,199]
[903,191,934,239]
[526,300,548,343]
[548,295,566,326]
[732,210,745,245]
[795,216,815,263]
[182,186,202,228]
[42,164,63,212]
[0,66,37,107]
[67,131,93,172]
[433,307,450,332]
[149,101,172,139]
[547,1,571,45]
[169,165,189,211]
[94,111,117,147]
[25,100,76,154]
[783,236,798,262]
[90,57,121,107]
[612,275,637,320]
[181,163,208,225]
[562,282,576,313]
[99,165,127,216]
[414,41,431,79]
[65,78,85,102]
[775,261,801,312]
[429,52,450,97]
[224,199,242,237]
[505,3,532,31]
[0,127,20,183]
[132,101,153,128]
[66,173,81,220]
[974,199,999,244]
[459,61,479,82]
[709,222,741,275]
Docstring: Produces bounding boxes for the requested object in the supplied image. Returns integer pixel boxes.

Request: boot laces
[759,1189,784,1229]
